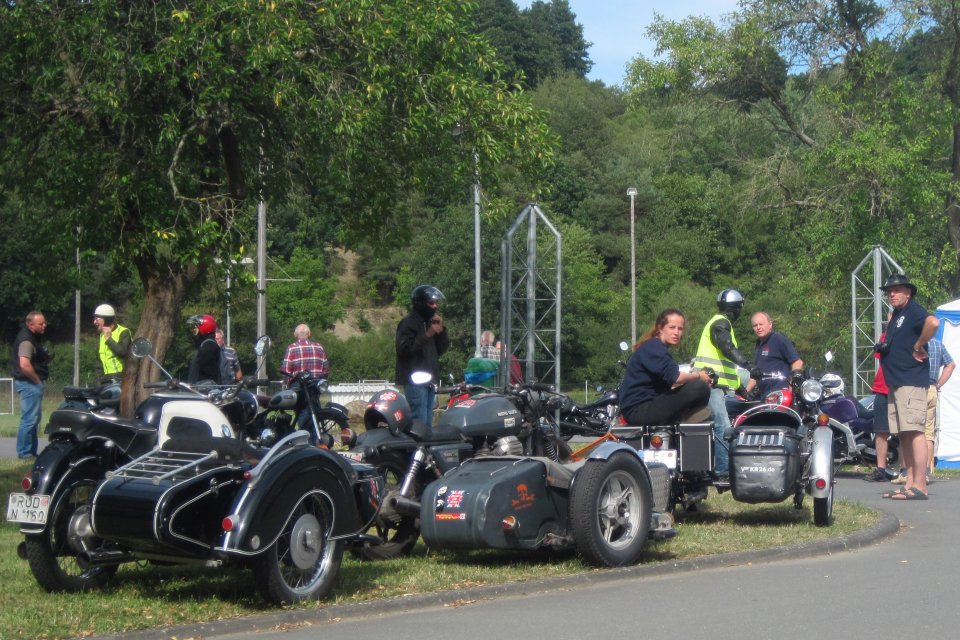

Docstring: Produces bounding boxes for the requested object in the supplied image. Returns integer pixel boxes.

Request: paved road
[87,471,956,640]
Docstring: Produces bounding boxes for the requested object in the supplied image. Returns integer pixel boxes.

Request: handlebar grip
[244,379,272,388]
[526,382,555,392]
[436,386,460,395]
[142,382,169,389]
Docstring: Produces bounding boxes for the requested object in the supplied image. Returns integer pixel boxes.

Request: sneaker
[863,468,889,482]
[891,471,907,485]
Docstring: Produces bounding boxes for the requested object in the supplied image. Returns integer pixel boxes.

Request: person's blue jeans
[15,380,43,458]
[708,387,731,475]
[404,384,436,428]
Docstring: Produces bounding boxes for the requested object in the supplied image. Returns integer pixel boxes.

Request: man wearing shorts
[877,274,939,500]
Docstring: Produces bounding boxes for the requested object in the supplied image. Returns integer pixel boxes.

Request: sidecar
[77,431,383,604]
[418,441,673,567]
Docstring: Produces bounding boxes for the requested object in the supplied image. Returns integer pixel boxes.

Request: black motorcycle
[342,381,571,560]
[257,371,351,448]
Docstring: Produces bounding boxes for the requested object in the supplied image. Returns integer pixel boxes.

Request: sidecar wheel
[570,452,652,567]
[352,461,419,561]
[813,484,834,526]
[253,493,343,605]
[24,478,116,592]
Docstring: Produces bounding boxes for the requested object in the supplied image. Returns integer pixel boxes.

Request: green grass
[0,457,897,640]
[0,395,64,438]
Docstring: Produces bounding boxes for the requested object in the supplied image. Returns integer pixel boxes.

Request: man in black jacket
[11,310,50,459]
[395,285,449,427]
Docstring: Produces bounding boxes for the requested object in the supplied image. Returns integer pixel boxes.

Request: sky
[515,0,742,87]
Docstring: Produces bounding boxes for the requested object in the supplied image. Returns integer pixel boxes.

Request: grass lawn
[1,456,891,640]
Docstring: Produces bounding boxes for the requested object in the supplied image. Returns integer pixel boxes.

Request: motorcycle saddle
[408,420,463,443]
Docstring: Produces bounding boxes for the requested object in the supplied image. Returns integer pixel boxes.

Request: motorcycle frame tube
[807,426,834,499]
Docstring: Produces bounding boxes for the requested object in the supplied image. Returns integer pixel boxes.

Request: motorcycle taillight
[650,434,664,449]
[21,475,32,491]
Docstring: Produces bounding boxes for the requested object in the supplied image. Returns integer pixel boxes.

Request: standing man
[691,289,756,478]
[877,274,939,500]
[396,285,448,427]
[11,311,50,459]
[93,303,131,383]
[925,337,954,476]
[745,311,804,398]
[215,329,243,382]
[280,324,329,384]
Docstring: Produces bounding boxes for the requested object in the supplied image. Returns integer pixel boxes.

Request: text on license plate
[642,449,677,469]
[6,493,50,525]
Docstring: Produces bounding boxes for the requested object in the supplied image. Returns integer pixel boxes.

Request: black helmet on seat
[364,389,412,435]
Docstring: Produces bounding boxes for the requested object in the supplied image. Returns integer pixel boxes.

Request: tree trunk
[119,261,198,416]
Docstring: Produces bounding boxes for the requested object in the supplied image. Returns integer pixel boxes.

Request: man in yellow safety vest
[93,303,131,383]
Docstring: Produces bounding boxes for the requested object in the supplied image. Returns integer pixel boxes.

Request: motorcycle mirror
[619,341,629,352]
[410,371,432,385]
[254,335,271,357]
[131,337,153,358]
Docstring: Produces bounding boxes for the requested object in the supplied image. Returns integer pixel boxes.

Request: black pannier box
[678,423,714,472]
[729,427,801,503]
[420,457,565,551]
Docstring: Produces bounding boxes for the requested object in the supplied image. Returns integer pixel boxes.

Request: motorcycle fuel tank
[436,394,522,439]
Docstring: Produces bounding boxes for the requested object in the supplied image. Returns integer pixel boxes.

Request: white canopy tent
[935,299,960,467]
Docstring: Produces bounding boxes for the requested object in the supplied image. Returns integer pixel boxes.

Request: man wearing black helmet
[692,289,757,478]
[877,274,939,500]
[186,313,221,384]
[396,285,449,427]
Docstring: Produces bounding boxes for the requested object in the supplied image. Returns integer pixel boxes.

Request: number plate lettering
[6,493,50,525]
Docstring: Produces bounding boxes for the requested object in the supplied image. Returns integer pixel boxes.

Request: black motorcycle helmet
[364,389,412,435]
[717,289,745,322]
[411,284,445,319]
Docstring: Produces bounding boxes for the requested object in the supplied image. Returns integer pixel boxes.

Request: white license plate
[642,449,677,470]
[338,451,364,462]
[6,493,51,525]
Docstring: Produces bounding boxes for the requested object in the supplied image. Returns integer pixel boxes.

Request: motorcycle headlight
[801,379,824,403]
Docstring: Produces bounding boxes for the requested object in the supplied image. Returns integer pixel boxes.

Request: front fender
[220,447,373,556]
[808,426,835,498]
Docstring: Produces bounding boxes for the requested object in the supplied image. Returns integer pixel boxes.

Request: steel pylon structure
[500,203,562,388]
[851,246,902,398]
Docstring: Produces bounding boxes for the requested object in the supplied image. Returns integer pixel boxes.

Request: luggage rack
[106,449,221,486]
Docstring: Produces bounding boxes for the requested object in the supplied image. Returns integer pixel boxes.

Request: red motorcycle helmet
[187,313,217,336]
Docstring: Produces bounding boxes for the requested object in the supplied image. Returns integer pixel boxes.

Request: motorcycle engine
[488,436,523,456]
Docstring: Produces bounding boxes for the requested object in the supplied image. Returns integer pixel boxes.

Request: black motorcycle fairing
[44,409,158,455]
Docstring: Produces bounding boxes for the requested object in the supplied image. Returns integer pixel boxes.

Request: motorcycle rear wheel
[569,452,652,567]
[252,493,343,605]
[24,478,117,592]
[351,461,420,560]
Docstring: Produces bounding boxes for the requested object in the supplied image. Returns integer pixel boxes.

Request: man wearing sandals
[877,274,940,500]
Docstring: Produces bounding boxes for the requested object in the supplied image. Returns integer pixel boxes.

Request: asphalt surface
[77,469,948,640]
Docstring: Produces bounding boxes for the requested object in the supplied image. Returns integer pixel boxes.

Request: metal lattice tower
[500,204,562,388]
[851,246,901,398]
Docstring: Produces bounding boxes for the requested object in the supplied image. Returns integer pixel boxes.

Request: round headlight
[801,379,824,403]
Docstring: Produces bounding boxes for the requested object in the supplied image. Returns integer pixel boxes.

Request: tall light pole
[627,187,638,346]
[473,151,481,356]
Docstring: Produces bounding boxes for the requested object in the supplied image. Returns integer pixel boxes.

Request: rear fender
[220,447,371,556]
[20,444,111,534]
[808,426,834,498]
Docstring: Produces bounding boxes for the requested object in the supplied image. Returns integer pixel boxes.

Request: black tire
[813,483,834,526]
[570,452,652,567]
[24,477,117,592]
[352,461,420,560]
[253,492,343,605]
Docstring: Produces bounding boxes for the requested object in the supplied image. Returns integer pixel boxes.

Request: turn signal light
[502,516,518,531]
[650,434,664,449]
[815,478,827,490]
[222,515,239,532]
[817,413,829,426]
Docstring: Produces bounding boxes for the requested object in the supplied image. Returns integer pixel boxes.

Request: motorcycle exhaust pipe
[389,494,422,517]
[77,549,136,568]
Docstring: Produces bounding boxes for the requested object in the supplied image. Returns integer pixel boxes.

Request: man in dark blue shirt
[746,312,804,398]
[878,274,939,500]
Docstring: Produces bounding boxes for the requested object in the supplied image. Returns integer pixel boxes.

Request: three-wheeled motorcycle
[619,367,836,526]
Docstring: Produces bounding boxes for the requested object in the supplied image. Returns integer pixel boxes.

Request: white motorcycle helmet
[819,373,845,398]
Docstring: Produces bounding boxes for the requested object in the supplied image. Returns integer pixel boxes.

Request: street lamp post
[473,152,481,357]
[627,187,638,346]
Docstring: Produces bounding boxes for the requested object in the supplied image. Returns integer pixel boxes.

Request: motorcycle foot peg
[389,494,422,517]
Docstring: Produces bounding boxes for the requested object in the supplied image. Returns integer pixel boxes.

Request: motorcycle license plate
[6,493,50,525]
[338,451,364,463]
[642,449,677,470]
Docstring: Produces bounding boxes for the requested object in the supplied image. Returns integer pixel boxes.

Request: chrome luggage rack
[106,448,222,486]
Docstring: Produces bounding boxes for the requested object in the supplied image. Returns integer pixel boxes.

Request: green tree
[0,0,553,413]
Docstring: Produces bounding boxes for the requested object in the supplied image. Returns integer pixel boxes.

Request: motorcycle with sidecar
[617,367,836,526]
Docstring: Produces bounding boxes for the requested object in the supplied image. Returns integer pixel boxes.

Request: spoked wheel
[253,493,343,605]
[351,461,420,560]
[813,483,834,526]
[570,452,652,567]
[24,478,117,592]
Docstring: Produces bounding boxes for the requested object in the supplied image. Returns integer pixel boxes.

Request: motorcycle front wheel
[813,483,834,526]
[253,493,343,605]
[351,461,420,560]
[24,477,117,592]
[569,452,652,567]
